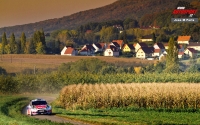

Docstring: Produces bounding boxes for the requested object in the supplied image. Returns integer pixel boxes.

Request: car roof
[31,98,46,102]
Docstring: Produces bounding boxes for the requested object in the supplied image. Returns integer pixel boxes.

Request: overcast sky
[0,0,117,28]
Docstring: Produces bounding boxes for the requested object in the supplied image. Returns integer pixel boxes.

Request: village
[61,35,199,60]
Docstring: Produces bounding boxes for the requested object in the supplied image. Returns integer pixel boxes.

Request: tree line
[0,30,49,54]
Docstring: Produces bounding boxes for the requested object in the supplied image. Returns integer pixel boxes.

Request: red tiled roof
[179,52,184,55]
[154,49,161,53]
[64,47,74,54]
[177,36,191,41]
[99,42,106,48]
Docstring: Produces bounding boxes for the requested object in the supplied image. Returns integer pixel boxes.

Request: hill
[0,0,196,37]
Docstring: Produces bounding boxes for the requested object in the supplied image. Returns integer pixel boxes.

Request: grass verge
[52,106,200,125]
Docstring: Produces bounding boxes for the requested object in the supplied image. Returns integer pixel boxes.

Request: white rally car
[26,98,52,116]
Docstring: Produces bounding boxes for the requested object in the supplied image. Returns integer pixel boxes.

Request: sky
[0,0,117,28]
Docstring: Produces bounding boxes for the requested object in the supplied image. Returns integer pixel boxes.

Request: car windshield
[32,101,47,105]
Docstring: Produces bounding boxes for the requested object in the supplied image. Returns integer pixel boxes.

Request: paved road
[22,95,92,125]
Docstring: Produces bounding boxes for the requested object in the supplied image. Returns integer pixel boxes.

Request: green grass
[52,106,200,125]
[0,95,70,125]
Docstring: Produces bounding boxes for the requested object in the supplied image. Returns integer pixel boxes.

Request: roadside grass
[0,95,70,125]
[53,107,200,125]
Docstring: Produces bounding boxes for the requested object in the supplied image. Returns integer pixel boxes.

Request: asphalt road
[22,95,92,125]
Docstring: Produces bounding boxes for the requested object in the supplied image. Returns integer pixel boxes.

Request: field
[52,83,200,124]
[0,54,154,73]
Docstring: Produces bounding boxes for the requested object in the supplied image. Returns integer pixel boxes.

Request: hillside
[0,0,195,37]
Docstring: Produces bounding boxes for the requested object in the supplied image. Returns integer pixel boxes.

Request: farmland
[0,54,154,73]
[1,54,200,124]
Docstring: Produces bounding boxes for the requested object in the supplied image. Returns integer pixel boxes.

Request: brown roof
[177,36,191,41]
[112,40,123,46]
[179,52,184,55]
[154,49,161,53]
[64,47,74,54]
[187,48,197,53]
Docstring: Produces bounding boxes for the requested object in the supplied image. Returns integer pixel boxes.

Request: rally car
[26,98,52,116]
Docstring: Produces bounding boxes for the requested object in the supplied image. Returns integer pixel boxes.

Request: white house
[61,47,77,56]
[79,44,95,56]
[154,43,165,53]
[184,48,197,58]
[134,42,148,52]
[104,45,119,57]
[136,47,154,59]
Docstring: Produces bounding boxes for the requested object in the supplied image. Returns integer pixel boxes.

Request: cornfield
[58,83,200,110]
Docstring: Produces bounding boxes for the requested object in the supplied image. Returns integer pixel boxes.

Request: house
[61,47,77,56]
[136,47,154,59]
[184,48,197,58]
[110,42,120,50]
[177,44,185,52]
[152,49,162,57]
[187,42,200,54]
[92,43,103,52]
[154,43,165,53]
[164,43,184,52]
[140,34,153,42]
[122,44,135,53]
[61,46,74,55]
[99,42,107,51]
[177,36,191,44]
[134,42,148,52]
[178,52,185,59]
[79,44,95,56]
[104,45,119,57]
[112,40,124,49]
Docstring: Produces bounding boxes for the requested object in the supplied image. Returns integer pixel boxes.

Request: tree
[26,39,36,54]
[9,33,17,54]
[36,42,45,54]
[33,30,47,54]
[4,44,11,54]
[1,32,7,54]
[164,37,179,73]
[20,32,26,54]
